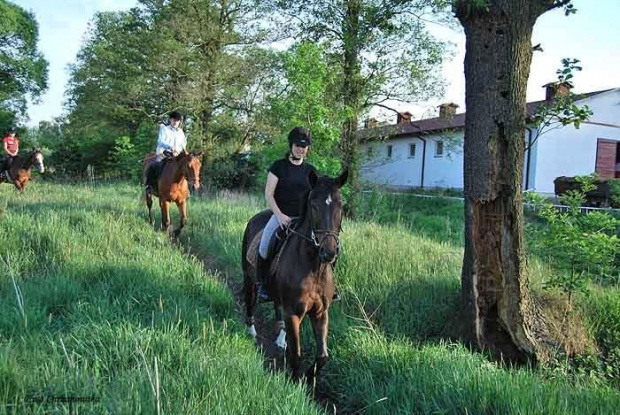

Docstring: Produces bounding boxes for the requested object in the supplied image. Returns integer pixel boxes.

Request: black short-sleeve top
[268,158,317,217]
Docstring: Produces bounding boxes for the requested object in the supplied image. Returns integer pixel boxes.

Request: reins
[286,188,342,254]
[270,185,342,279]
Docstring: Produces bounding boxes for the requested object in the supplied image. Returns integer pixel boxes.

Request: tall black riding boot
[144,163,158,194]
[256,255,272,301]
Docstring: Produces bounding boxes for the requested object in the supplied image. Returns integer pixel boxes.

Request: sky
[16,0,139,126]
[14,0,620,127]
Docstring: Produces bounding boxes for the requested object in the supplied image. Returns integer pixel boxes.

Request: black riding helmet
[169,111,183,121]
[288,127,311,147]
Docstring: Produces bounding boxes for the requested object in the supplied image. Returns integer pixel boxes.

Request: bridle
[287,188,342,260]
[27,150,43,170]
[180,154,200,185]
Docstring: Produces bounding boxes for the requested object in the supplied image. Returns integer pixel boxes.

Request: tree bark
[341,0,362,216]
[455,0,555,362]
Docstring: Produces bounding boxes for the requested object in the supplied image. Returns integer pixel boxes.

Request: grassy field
[2,182,619,414]
[187,189,620,413]
[0,182,317,414]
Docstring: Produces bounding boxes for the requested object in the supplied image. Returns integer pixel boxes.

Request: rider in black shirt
[256,127,316,300]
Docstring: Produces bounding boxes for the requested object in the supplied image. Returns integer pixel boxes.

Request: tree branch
[373,103,401,115]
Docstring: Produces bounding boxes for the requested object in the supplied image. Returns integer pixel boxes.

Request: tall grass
[2,183,619,414]
[0,183,318,414]
[187,189,620,414]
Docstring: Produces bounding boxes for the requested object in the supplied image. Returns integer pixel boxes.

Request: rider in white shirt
[144,111,186,193]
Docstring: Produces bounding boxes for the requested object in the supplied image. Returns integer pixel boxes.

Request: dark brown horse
[0,149,45,192]
[141,150,203,237]
[242,170,348,381]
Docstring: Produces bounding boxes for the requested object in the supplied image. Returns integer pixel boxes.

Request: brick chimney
[438,103,459,119]
[544,82,572,100]
[397,111,412,124]
[364,117,379,128]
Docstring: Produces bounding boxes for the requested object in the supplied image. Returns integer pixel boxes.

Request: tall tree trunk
[341,0,362,217]
[455,0,555,362]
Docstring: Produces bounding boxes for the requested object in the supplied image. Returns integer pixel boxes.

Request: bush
[205,153,261,191]
[106,136,142,181]
[609,179,620,208]
[526,174,620,303]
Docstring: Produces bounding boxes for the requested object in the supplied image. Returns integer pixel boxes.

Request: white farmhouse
[358,84,620,195]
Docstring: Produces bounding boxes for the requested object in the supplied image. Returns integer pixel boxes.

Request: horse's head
[178,151,203,192]
[29,149,45,173]
[307,169,348,264]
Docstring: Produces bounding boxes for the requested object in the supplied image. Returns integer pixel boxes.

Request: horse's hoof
[275,328,287,350]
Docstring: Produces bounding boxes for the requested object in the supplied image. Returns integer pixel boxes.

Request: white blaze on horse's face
[326,194,332,206]
[35,153,44,173]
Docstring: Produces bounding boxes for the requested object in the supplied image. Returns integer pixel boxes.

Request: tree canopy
[0,0,48,128]
[32,0,449,186]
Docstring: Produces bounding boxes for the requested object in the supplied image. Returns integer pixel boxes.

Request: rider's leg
[256,214,280,300]
[144,161,159,193]
[0,156,9,180]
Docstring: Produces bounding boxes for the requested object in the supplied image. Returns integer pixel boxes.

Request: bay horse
[242,170,348,381]
[141,150,203,237]
[0,149,45,192]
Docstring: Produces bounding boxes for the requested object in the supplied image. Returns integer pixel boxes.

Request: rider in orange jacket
[2,127,19,180]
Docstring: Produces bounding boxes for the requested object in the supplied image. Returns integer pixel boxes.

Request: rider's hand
[277,213,292,229]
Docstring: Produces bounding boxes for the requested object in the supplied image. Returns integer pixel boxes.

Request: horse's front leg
[13,176,24,193]
[173,199,187,238]
[159,200,171,233]
[244,266,258,340]
[306,311,329,385]
[274,304,286,350]
[285,314,303,380]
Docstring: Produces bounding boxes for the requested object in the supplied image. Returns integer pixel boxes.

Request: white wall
[360,136,425,187]
[524,127,539,191]
[424,132,464,188]
[532,89,620,194]
[360,131,465,189]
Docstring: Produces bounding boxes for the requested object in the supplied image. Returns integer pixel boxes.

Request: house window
[409,143,416,157]
[387,145,393,158]
[435,140,444,157]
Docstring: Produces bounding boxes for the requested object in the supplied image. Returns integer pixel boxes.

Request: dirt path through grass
[185,241,340,414]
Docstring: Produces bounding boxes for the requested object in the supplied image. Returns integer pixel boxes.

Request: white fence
[361,190,620,215]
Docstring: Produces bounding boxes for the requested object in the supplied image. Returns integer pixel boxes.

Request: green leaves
[63,0,271,176]
[266,41,344,175]
[0,0,48,124]
[528,174,620,299]
[529,59,593,149]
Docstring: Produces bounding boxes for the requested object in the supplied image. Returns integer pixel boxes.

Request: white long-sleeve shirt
[155,123,186,161]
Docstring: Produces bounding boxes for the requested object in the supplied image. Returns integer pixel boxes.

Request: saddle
[246,224,291,273]
[146,153,174,192]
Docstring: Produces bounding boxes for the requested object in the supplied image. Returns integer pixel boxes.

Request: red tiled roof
[357,89,613,142]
